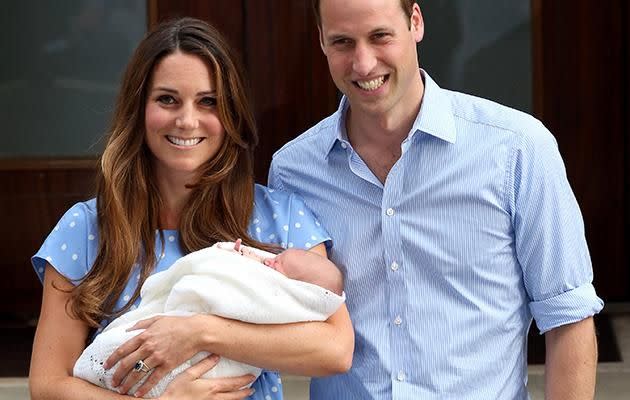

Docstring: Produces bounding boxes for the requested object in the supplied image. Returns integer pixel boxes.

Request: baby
[223,239,343,295]
[73,242,345,398]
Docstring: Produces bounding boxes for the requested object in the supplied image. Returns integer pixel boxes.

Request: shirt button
[397,370,406,382]
[340,142,348,149]
[386,208,395,216]
[394,316,402,326]
[390,261,399,271]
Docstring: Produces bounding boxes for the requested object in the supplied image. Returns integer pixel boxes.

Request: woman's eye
[156,95,176,105]
[200,96,217,107]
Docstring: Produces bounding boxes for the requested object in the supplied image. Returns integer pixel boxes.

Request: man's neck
[344,74,425,184]
[346,74,424,150]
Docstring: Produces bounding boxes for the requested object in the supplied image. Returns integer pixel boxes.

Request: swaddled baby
[73,242,345,398]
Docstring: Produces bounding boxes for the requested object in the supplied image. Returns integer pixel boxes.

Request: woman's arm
[30,265,132,400]
[31,265,254,400]
[108,244,354,395]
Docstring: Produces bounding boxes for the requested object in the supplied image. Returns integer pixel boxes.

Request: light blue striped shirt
[269,71,603,399]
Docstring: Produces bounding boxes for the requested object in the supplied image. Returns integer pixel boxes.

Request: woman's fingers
[130,354,179,398]
[206,374,257,393]
[132,354,220,398]
[127,316,160,331]
[181,354,220,380]
[108,345,147,387]
[104,333,143,371]
[118,354,163,395]
[111,347,152,390]
[219,387,257,400]
[160,356,256,400]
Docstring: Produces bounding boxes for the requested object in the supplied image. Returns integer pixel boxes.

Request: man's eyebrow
[369,27,394,35]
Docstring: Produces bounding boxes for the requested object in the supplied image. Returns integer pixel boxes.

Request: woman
[30,17,353,400]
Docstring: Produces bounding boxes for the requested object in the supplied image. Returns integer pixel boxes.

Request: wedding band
[133,359,151,373]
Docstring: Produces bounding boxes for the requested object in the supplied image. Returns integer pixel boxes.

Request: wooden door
[2,0,338,317]
[532,0,629,300]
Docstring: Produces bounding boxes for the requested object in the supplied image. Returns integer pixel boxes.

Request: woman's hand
[159,355,255,400]
[104,314,209,397]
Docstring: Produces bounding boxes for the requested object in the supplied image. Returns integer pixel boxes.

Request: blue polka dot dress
[32,184,331,400]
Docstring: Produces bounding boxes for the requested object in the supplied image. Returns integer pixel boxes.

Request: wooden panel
[532,0,628,299]
[245,1,338,182]
[0,160,96,313]
[149,0,244,49]
[627,1,630,288]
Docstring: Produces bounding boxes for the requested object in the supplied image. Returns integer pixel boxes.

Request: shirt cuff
[529,283,604,334]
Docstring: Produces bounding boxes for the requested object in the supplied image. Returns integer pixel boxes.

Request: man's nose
[352,43,377,76]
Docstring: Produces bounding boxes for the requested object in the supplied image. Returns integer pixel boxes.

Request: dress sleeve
[31,202,96,284]
[248,371,284,399]
[509,121,603,333]
[252,186,331,251]
[283,192,331,251]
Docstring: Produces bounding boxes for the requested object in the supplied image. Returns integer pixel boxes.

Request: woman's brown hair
[70,17,272,327]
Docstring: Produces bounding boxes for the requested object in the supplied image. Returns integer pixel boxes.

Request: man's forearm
[544,317,598,400]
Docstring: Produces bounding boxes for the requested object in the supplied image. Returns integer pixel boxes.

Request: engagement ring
[133,359,151,373]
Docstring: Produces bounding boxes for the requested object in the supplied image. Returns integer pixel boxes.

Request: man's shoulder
[447,89,545,138]
[272,112,338,161]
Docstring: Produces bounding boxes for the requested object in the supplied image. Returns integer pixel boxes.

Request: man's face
[319,0,424,117]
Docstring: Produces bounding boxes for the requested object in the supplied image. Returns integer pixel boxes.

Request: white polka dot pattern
[31,185,329,400]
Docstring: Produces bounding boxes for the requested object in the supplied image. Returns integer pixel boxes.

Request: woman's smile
[165,135,205,147]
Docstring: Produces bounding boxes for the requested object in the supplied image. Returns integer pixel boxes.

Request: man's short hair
[312,0,416,28]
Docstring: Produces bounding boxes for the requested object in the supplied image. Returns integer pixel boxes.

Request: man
[269,0,603,398]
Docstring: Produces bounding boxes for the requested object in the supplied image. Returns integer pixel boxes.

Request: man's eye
[156,95,176,105]
[333,38,351,46]
[200,96,217,107]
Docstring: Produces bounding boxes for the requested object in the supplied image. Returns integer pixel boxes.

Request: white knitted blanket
[73,243,344,398]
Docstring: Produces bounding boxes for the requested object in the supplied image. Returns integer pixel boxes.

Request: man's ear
[410,3,424,43]
[318,26,327,54]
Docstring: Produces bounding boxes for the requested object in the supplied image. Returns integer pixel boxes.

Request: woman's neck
[154,169,196,230]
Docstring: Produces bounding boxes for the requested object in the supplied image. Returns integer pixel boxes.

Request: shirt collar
[324,69,456,158]
[415,70,457,144]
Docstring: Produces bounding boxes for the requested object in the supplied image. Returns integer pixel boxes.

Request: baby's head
[265,249,321,280]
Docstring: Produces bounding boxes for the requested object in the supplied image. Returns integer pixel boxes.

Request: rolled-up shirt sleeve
[509,120,604,334]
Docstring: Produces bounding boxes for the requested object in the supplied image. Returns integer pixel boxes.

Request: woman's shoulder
[58,198,99,231]
[50,198,98,234]
[251,184,330,249]
[254,183,292,203]
[254,183,312,209]
[31,198,99,283]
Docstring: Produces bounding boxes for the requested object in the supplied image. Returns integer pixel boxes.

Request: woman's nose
[175,106,199,130]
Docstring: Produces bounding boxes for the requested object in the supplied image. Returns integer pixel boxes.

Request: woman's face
[144,51,226,182]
